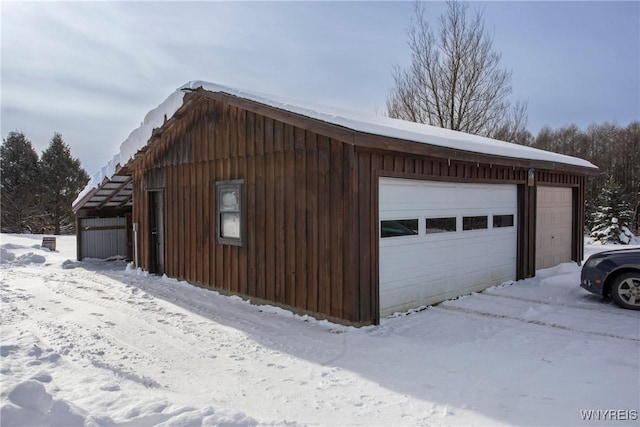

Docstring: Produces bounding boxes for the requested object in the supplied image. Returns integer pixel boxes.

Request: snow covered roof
[73,80,597,209]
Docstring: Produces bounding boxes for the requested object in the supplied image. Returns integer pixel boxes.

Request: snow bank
[74,80,597,208]
[1,248,46,265]
[0,333,259,427]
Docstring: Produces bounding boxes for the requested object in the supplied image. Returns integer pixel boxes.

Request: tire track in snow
[482,290,640,319]
[2,269,196,390]
[9,267,324,407]
[3,269,174,388]
[435,304,639,342]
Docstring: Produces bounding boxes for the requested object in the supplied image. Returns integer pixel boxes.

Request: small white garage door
[536,186,573,270]
[379,178,518,317]
[79,217,127,260]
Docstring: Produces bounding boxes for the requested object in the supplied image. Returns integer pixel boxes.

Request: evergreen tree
[1,132,41,233]
[39,133,89,234]
[590,178,637,244]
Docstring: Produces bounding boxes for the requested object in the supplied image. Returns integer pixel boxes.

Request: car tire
[610,272,640,310]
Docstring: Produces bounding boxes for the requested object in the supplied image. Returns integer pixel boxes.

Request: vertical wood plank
[394,156,404,173]
[264,117,274,154]
[274,120,283,153]
[255,151,266,299]
[275,149,285,303]
[210,159,218,288]
[265,150,276,302]
[317,136,331,315]
[370,153,383,324]
[294,129,307,309]
[255,115,264,156]
[330,139,344,318]
[306,133,319,312]
[237,163,247,296]
[246,111,255,157]
[196,161,203,283]
[246,153,256,296]
[343,145,359,322]
[221,104,230,160]
[189,162,197,282]
[285,127,296,307]
[404,157,414,174]
[358,152,372,322]
[202,161,210,287]
[179,164,187,279]
[230,157,239,294]
[237,108,246,158]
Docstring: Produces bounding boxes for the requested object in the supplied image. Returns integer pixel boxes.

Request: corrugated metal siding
[79,217,127,260]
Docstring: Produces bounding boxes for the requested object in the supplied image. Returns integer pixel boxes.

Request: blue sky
[2,1,639,176]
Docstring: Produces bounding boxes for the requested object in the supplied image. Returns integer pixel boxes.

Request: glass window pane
[426,217,457,234]
[220,189,239,211]
[221,212,241,239]
[381,219,418,238]
[463,216,488,231]
[493,214,514,228]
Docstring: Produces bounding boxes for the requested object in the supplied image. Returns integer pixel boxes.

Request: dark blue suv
[580,248,640,310]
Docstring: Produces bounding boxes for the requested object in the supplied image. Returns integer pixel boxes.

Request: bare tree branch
[387,0,527,142]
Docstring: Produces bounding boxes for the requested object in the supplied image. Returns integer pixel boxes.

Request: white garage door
[79,217,127,260]
[379,178,518,317]
[536,186,573,270]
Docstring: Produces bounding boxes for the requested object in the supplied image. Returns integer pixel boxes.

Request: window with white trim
[216,180,244,246]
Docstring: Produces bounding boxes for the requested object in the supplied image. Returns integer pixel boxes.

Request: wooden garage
[73,81,597,326]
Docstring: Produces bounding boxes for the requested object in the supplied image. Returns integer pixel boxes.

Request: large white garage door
[379,178,518,317]
[536,186,573,270]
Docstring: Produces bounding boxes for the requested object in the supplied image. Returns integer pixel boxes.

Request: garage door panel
[379,178,517,317]
[380,244,458,283]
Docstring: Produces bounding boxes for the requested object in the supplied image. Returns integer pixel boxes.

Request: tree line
[524,122,640,236]
[1,131,89,235]
[388,1,639,240]
[529,122,638,231]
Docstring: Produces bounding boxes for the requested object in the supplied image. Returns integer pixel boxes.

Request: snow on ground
[1,234,638,426]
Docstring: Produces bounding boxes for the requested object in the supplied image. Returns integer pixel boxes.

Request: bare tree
[387,1,527,141]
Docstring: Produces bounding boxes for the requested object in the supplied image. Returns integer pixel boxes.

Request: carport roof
[72,172,132,213]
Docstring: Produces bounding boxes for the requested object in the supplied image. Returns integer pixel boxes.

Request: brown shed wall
[132,98,364,324]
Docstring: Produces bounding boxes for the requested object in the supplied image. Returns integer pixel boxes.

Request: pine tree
[39,133,89,234]
[1,132,41,233]
[590,178,637,244]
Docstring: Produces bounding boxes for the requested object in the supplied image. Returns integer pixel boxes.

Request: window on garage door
[381,219,418,238]
[426,217,457,234]
[463,216,488,230]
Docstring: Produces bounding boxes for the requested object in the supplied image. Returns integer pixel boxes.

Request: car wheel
[610,273,640,310]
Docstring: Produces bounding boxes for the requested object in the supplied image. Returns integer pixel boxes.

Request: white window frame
[216,180,244,246]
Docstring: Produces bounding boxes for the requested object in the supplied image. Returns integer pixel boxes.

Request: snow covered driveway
[1,234,639,426]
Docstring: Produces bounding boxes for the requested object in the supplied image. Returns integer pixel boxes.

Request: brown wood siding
[130,94,589,326]
[132,98,362,324]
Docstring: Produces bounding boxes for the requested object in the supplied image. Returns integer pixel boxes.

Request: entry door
[149,191,165,274]
[536,186,573,269]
